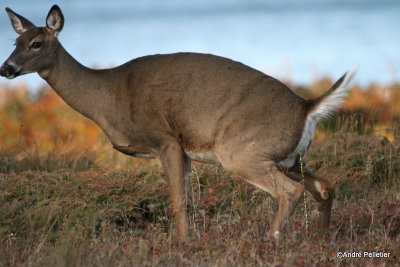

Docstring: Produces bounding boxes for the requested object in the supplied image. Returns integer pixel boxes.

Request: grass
[0,81,399,266]
[0,134,399,266]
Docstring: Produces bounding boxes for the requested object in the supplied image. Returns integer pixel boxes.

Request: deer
[0,5,354,242]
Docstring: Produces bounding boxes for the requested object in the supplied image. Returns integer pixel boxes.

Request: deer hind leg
[286,166,334,235]
[158,140,189,242]
[266,169,305,239]
[244,166,304,239]
[217,153,304,239]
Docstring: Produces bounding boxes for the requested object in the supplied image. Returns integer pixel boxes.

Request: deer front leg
[158,140,189,242]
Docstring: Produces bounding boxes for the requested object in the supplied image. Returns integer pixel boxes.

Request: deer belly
[113,145,156,159]
[186,151,221,165]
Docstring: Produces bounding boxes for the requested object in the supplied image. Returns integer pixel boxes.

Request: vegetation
[0,80,399,266]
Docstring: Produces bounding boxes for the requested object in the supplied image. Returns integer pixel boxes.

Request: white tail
[309,69,356,121]
[0,5,355,242]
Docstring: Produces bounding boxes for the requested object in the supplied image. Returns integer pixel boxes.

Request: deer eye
[31,42,42,49]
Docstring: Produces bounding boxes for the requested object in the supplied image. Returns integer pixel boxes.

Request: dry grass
[0,81,399,266]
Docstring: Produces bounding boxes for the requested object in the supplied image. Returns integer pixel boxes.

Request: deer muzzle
[0,62,19,79]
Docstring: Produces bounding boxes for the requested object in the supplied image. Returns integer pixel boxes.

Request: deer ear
[5,7,36,34]
[46,5,64,37]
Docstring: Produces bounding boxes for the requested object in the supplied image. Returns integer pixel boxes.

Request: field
[0,79,399,266]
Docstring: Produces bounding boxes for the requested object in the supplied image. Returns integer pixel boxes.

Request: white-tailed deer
[0,5,354,242]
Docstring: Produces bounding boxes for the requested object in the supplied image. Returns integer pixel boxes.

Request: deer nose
[0,62,16,78]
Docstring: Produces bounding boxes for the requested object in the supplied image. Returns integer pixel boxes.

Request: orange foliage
[0,85,106,169]
[0,86,101,152]
[344,83,399,124]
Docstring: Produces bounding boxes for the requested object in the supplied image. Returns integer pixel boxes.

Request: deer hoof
[315,181,330,200]
[320,190,330,200]
[273,230,281,240]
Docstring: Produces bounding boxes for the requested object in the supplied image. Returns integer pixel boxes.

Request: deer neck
[39,43,112,122]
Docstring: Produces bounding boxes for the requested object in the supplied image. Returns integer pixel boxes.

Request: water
[0,0,399,91]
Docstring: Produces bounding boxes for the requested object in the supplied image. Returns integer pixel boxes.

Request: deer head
[0,5,64,79]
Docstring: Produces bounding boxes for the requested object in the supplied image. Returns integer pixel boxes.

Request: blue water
[0,0,399,91]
